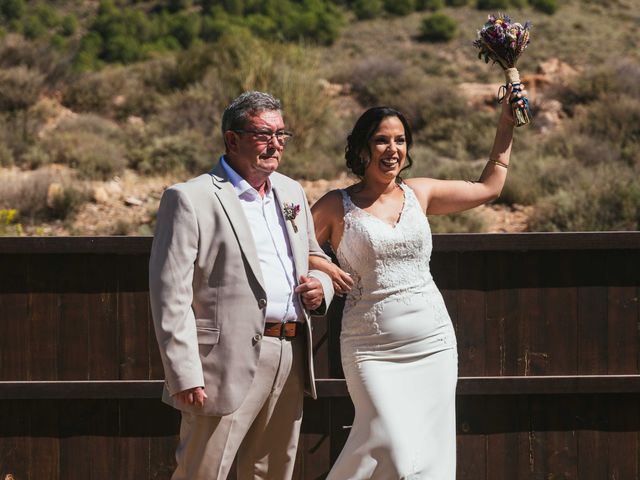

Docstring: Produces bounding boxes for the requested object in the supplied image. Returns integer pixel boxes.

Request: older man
[149,91,334,479]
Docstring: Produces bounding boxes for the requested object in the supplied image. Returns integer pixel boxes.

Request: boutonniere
[282,202,301,233]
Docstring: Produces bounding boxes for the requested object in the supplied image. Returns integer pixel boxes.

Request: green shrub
[102,35,144,63]
[0,0,24,20]
[384,0,416,16]
[529,165,640,231]
[429,210,487,233]
[63,66,159,119]
[20,15,46,39]
[0,142,13,166]
[343,57,416,106]
[167,0,192,13]
[353,0,384,19]
[112,219,133,235]
[61,14,79,36]
[133,130,211,175]
[551,59,640,113]
[19,144,51,169]
[499,151,578,206]
[0,66,44,147]
[445,0,468,5]
[221,0,244,15]
[0,168,53,219]
[276,0,344,45]
[476,0,509,9]
[0,34,70,84]
[52,131,127,180]
[168,13,201,48]
[43,115,127,180]
[530,0,559,14]
[34,3,60,28]
[50,34,66,50]
[419,12,457,42]
[545,95,640,168]
[151,82,224,138]
[48,185,89,220]
[416,0,445,11]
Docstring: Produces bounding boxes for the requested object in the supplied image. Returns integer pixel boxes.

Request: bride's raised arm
[406,83,526,216]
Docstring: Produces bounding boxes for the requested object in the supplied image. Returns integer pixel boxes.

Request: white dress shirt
[221,156,302,323]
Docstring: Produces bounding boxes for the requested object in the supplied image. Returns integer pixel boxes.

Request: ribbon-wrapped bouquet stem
[474,14,533,127]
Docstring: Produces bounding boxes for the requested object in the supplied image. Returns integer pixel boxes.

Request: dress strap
[399,182,420,211]
[339,188,356,215]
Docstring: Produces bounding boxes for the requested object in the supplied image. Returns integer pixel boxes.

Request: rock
[127,116,145,128]
[113,95,126,106]
[535,99,564,134]
[106,179,123,195]
[457,82,499,108]
[124,196,143,206]
[92,186,110,204]
[46,182,63,208]
[537,58,579,82]
[318,78,351,97]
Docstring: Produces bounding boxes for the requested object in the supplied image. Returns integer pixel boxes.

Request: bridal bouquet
[473,14,533,127]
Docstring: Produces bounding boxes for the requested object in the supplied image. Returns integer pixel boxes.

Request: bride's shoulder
[403,177,435,195]
[311,189,345,215]
[403,178,435,210]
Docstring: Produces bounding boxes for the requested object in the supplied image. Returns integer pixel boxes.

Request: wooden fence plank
[0,401,30,480]
[541,253,579,479]
[607,252,639,477]
[58,255,90,381]
[453,251,486,480]
[117,255,151,380]
[88,256,119,380]
[485,252,524,479]
[28,254,59,382]
[28,401,59,480]
[576,251,609,479]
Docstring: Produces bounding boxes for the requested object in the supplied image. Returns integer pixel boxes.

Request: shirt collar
[220,155,272,199]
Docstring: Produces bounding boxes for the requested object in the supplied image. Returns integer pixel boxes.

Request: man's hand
[174,386,208,407]
[295,275,324,311]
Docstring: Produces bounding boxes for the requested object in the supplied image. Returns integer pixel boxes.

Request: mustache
[259,147,280,159]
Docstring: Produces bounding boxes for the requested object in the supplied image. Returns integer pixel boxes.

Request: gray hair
[221,91,282,137]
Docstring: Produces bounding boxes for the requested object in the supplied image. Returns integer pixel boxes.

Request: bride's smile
[366,116,407,179]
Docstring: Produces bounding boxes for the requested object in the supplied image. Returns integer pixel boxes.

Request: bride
[309,84,524,479]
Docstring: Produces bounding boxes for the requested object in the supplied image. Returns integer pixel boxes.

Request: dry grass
[0,167,55,219]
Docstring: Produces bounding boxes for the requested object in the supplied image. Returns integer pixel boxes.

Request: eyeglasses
[233,129,294,146]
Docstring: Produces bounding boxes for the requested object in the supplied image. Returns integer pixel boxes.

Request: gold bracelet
[488,159,509,169]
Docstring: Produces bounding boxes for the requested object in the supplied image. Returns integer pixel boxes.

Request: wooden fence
[1,233,639,479]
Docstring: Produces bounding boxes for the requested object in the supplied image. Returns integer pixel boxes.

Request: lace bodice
[335,183,439,333]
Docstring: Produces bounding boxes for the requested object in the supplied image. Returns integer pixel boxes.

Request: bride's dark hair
[345,107,414,179]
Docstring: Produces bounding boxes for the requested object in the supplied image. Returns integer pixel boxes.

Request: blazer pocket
[195,319,220,358]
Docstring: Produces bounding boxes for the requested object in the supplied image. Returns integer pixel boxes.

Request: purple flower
[283,202,301,233]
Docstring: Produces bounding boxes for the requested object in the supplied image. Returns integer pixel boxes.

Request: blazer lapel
[272,180,306,279]
[210,163,266,293]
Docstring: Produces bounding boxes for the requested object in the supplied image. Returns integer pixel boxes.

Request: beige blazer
[149,161,334,417]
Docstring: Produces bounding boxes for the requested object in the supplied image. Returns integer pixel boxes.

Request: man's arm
[149,187,205,397]
[299,185,334,314]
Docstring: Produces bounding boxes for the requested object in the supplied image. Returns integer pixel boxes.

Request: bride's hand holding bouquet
[474,14,533,127]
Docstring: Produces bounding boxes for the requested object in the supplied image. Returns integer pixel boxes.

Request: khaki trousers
[171,335,305,480]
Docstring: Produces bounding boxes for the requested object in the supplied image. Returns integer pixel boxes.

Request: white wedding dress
[327,183,458,480]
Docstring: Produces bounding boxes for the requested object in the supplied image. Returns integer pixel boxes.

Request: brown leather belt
[263,322,301,339]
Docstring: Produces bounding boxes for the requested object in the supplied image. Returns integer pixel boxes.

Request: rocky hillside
[1,0,639,235]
